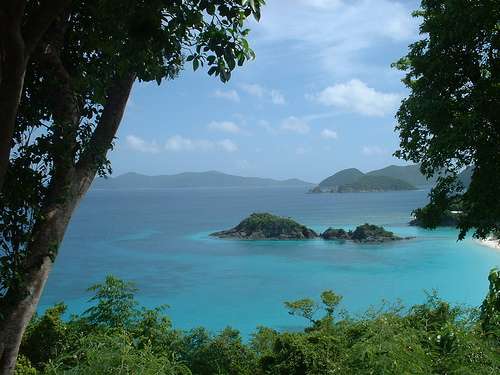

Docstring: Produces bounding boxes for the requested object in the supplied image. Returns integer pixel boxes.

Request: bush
[17,271,500,374]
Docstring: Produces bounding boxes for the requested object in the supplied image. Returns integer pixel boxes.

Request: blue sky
[112,0,421,183]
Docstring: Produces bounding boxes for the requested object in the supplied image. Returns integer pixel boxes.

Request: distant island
[312,164,474,194]
[312,165,424,193]
[211,213,411,243]
[93,171,314,189]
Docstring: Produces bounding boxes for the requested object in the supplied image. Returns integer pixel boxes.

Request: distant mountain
[312,164,424,193]
[338,175,417,193]
[366,164,436,187]
[92,171,314,189]
[317,168,364,190]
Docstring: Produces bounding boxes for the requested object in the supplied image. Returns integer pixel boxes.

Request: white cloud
[218,139,238,153]
[362,145,387,156]
[208,121,241,134]
[165,135,213,152]
[281,116,310,134]
[126,135,160,153]
[164,135,238,153]
[313,79,401,117]
[240,83,286,105]
[270,90,286,105]
[241,83,266,98]
[213,89,240,102]
[254,0,418,77]
[321,129,338,139]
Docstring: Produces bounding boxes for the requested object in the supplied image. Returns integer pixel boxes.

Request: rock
[321,223,413,243]
[211,213,318,240]
[321,228,350,240]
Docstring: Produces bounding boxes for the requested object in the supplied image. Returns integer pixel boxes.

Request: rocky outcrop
[321,223,413,243]
[211,213,318,240]
[321,228,350,240]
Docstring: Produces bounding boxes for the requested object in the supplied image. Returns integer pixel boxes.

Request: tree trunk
[0,73,134,375]
[0,4,26,192]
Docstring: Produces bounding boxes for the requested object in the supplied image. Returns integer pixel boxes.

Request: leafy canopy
[393,0,500,239]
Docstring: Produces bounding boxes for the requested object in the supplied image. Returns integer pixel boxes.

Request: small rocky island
[211,213,318,240]
[321,223,412,243]
[211,213,412,243]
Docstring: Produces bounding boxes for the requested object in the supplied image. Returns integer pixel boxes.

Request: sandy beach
[476,237,500,251]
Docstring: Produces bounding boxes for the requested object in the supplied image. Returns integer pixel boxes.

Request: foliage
[21,304,70,369]
[214,212,317,239]
[237,213,310,234]
[393,0,500,239]
[322,224,400,242]
[480,268,500,338]
[44,332,191,375]
[84,276,139,329]
[16,272,500,374]
[350,224,396,241]
[338,175,416,193]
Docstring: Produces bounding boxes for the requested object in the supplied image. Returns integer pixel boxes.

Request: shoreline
[475,237,500,251]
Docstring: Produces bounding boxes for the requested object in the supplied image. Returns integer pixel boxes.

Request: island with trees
[212,213,411,243]
[210,213,318,240]
[321,223,412,243]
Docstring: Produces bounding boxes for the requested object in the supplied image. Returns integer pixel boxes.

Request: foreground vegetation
[15,269,500,374]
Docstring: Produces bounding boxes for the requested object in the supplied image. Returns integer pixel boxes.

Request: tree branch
[22,0,72,57]
[76,74,135,180]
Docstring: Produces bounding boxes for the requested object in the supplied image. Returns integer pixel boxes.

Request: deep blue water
[40,187,500,336]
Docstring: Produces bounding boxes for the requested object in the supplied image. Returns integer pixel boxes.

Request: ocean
[40,187,500,336]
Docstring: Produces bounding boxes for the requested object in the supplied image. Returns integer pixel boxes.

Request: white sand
[475,237,500,251]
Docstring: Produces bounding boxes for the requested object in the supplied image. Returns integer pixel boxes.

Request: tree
[0,0,72,192]
[0,1,264,373]
[393,0,499,239]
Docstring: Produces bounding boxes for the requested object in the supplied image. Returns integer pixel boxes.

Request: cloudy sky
[112,0,422,183]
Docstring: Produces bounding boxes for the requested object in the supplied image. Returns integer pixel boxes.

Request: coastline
[475,237,500,251]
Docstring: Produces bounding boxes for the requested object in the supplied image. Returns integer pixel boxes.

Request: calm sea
[40,187,500,336]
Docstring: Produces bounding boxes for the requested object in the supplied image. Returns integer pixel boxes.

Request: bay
[40,187,500,336]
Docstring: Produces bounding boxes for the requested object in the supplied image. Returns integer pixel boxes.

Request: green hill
[316,168,365,191]
[338,175,417,192]
[366,164,436,186]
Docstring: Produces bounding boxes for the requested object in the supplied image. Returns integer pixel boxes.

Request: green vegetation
[367,164,436,187]
[317,168,365,190]
[214,215,411,243]
[338,175,416,193]
[350,224,400,242]
[321,224,408,243]
[313,166,420,193]
[15,271,500,374]
[211,213,318,240]
[393,0,499,240]
[410,208,460,228]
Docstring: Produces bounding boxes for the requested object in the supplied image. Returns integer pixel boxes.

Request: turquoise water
[40,187,500,336]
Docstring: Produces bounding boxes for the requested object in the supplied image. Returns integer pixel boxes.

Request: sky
[112,0,422,183]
